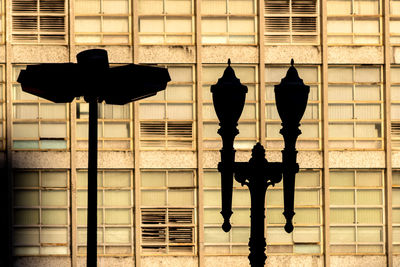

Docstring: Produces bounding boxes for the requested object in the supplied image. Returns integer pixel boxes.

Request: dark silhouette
[211,59,309,266]
[17,49,171,267]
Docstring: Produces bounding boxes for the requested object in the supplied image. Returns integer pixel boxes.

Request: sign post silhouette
[18,49,171,266]
[211,59,309,266]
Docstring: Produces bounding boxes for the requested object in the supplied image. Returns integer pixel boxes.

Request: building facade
[0,0,399,266]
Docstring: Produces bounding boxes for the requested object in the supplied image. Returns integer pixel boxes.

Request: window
[139,65,195,149]
[391,66,400,149]
[201,0,257,44]
[0,65,5,150]
[265,65,321,150]
[76,170,134,255]
[12,65,69,150]
[266,170,322,254]
[390,0,400,44]
[328,65,383,149]
[13,170,70,255]
[75,0,131,44]
[12,0,66,43]
[202,65,258,150]
[327,0,381,45]
[393,171,400,254]
[76,100,132,150]
[329,170,385,254]
[264,0,319,44]
[138,0,194,44]
[203,170,250,254]
[140,170,196,254]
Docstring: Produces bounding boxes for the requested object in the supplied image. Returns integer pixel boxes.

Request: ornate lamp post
[211,59,309,266]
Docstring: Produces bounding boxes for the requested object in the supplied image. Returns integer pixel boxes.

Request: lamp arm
[280,125,301,233]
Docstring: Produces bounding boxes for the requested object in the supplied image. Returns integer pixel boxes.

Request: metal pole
[87,99,98,267]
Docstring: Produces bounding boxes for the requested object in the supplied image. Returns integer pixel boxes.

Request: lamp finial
[290,58,294,66]
[228,58,231,66]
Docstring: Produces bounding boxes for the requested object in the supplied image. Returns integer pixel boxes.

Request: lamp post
[211,59,309,266]
[17,49,171,266]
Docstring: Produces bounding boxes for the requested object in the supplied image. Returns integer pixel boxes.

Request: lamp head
[211,59,248,128]
[274,59,309,128]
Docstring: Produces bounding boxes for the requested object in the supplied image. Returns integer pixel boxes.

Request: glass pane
[356,172,382,186]
[104,171,130,187]
[105,209,131,224]
[293,227,320,243]
[40,123,66,138]
[330,208,355,224]
[330,190,355,205]
[294,208,320,224]
[40,104,66,119]
[357,190,382,205]
[168,172,193,187]
[103,0,129,13]
[104,190,131,206]
[357,208,382,224]
[42,172,67,187]
[42,191,67,206]
[166,0,192,14]
[231,208,250,225]
[328,85,353,101]
[14,209,39,225]
[103,17,129,32]
[14,172,39,187]
[139,0,163,13]
[75,17,101,32]
[204,227,229,243]
[232,227,250,242]
[166,85,193,101]
[141,190,166,206]
[41,228,67,243]
[165,17,192,33]
[357,226,382,242]
[104,122,129,138]
[141,171,166,187]
[14,228,39,245]
[14,190,39,206]
[105,228,130,243]
[330,172,354,186]
[295,190,319,205]
[330,226,356,242]
[204,190,220,206]
[42,209,68,225]
[168,189,194,206]
[203,172,220,187]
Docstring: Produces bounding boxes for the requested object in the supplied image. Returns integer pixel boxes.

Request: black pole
[87,99,98,267]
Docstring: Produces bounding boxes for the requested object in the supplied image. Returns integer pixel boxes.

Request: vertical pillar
[320,0,330,265]
[87,99,98,266]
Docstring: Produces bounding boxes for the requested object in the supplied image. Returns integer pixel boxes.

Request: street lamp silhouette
[17,49,171,267]
[211,59,309,266]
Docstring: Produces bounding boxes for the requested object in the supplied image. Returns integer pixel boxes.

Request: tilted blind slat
[13,0,38,13]
[265,0,290,14]
[265,17,290,32]
[292,17,317,32]
[292,0,317,14]
[13,16,38,30]
[40,0,64,13]
[167,122,192,138]
[40,17,65,32]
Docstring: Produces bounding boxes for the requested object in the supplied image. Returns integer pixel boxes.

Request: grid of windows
[265,65,321,150]
[139,65,195,149]
[327,0,381,45]
[393,171,400,254]
[329,170,385,254]
[391,66,400,149]
[201,0,257,44]
[75,0,131,44]
[264,0,319,44]
[12,65,69,150]
[266,170,322,254]
[140,170,196,254]
[13,170,70,255]
[0,65,5,150]
[138,0,194,44]
[76,170,134,255]
[328,65,383,149]
[76,100,132,150]
[12,0,66,43]
[390,0,400,44]
[203,170,250,254]
[202,65,259,150]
